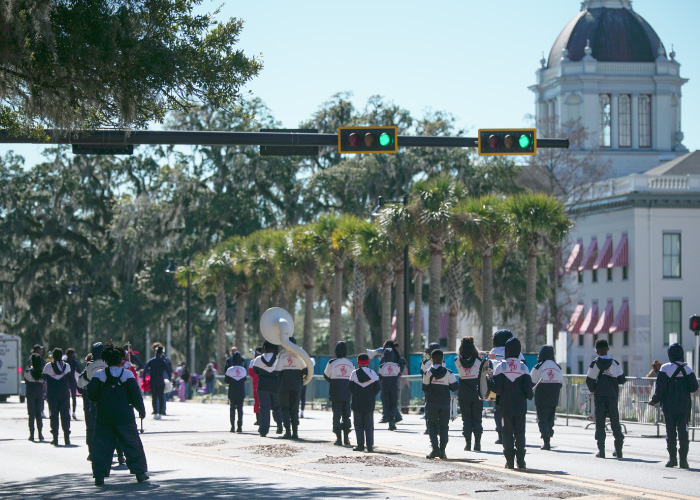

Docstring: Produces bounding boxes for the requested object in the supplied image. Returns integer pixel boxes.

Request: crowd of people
[21,328,700,487]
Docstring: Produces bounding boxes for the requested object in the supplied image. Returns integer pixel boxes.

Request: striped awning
[593,236,613,270]
[609,300,629,333]
[609,234,628,268]
[580,302,599,334]
[579,238,598,271]
[567,303,585,334]
[564,240,583,273]
[593,300,614,334]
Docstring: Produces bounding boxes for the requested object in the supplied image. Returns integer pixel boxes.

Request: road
[0,395,698,500]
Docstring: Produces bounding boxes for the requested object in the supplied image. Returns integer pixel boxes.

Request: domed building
[530,0,688,177]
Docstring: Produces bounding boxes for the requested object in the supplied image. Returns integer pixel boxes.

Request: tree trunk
[303,276,315,355]
[381,267,393,342]
[352,266,366,354]
[428,250,443,345]
[446,259,463,352]
[330,259,344,354]
[525,247,538,353]
[413,271,424,351]
[481,249,494,353]
[448,309,458,352]
[216,280,227,367]
[260,288,269,316]
[234,287,247,352]
[394,262,405,355]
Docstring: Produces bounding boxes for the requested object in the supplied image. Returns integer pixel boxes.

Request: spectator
[646,360,663,378]
[144,345,170,420]
[203,363,218,395]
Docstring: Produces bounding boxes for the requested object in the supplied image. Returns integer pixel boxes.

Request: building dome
[548,0,665,68]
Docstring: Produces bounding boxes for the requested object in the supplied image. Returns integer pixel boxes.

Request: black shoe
[291,429,299,440]
[366,445,374,453]
[596,449,605,459]
[395,414,403,423]
[334,431,342,446]
[38,431,44,441]
[680,459,690,469]
[237,423,243,433]
[379,418,387,423]
[282,430,292,439]
[666,458,678,467]
[516,450,526,469]
[541,438,551,450]
[439,448,447,460]
[388,422,397,431]
[473,434,481,452]
[29,432,34,442]
[95,477,104,486]
[495,431,502,445]
[51,437,58,446]
[118,453,126,465]
[343,429,351,446]
[503,450,515,469]
[64,436,71,446]
[231,426,236,433]
[353,445,365,452]
[254,418,259,426]
[464,436,471,451]
[259,433,267,437]
[276,423,283,434]
[679,449,689,469]
[426,447,440,459]
[87,454,92,461]
[613,449,623,459]
[136,473,149,483]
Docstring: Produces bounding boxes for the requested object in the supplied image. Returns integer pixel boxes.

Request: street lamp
[67,284,90,354]
[166,258,191,368]
[373,195,411,372]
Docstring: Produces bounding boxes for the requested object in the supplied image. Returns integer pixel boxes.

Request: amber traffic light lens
[363,133,375,147]
[504,135,515,148]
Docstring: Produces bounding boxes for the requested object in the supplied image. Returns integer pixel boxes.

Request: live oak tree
[0,0,262,134]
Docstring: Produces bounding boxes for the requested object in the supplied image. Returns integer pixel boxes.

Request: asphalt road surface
[0,396,698,500]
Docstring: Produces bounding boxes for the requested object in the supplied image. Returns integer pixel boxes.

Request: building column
[651,94,658,150]
[611,94,619,149]
[631,93,639,149]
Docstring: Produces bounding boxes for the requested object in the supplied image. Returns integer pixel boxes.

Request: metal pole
[695,332,699,377]
[186,270,191,370]
[403,194,410,373]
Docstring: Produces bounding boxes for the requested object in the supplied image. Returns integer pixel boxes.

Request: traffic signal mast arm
[0,129,570,150]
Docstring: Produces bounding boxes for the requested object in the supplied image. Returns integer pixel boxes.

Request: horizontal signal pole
[0,129,569,149]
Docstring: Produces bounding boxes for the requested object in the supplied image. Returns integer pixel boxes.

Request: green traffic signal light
[338,126,398,154]
[519,134,531,149]
[379,133,392,147]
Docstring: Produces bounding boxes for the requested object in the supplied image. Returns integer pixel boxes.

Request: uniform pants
[382,387,398,423]
[258,390,281,435]
[92,421,148,478]
[27,394,43,432]
[301,385,307,412]
[594,398,624,446]
[501,410,526,452]
[48,397,70,438]
[280,390,300,428]
[459,398,483,437]
[426,407,450,449]
[151,385,165,415]
[353,410,374,447]
[230,398,244,427]
[494,406,503,433]
[537,405,556,439]
[67,378,78,414]
[664,410,690,453]
[84,397,96,455]
[332,401,351,432]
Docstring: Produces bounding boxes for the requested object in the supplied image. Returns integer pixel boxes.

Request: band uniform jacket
[455,357,485,402]
[348,367,381,413]
[586,356,626,401]
[378,355,406,391]
[224,365,247,401]
[274,351,307,393]
[487,358,533,414]
[253,353,280,393]
[650,362,699,413]
[531,360,563,407]
[78,360,109,392]
[42,361,71,402]
[324,358,354,402]
[422,365,459,409]
[87,367,146,424]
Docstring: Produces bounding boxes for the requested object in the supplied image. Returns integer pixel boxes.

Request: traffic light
[338,126,398,154]
[690,314,700,333]
[478,129,536,156]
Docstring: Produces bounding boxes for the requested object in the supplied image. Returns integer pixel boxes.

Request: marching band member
[378,341,406,431]
[421,342,440,435]
[349,353,380,452]
[649,343,699,468]
[456,337,485,451]
[224,351,247,433]
[422,349,458,459]
[24,353,45,442]
[63,348,81,420]
[487,337,533,469]
[43,347,72,446]
[489,329,525,444]
[323,341,354,446]
[253,341,283,437]
[530,345,563,450]
[274,337,307,440]
[249,346,262,425]
[78,342,108,460]
[586,338,626,459]
[87,342,148,486]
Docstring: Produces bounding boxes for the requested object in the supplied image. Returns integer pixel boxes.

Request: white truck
[0,333,22,402]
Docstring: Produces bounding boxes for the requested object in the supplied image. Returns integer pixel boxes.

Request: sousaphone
[478,359,497,401]
[260,307,314,385]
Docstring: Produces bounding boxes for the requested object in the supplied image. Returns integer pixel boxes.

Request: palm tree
[217,236,249,352]
[408,175,466,344]
[244,229,284,315]
[443,238,470,351]
[455,195,510,351]
[504,193,572,352]
[409,244,430,352]
[286,224,324,355]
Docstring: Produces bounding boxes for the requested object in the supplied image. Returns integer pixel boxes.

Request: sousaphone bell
[260,307,314,385]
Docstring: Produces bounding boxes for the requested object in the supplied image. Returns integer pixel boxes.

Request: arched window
[639,95,651,148]
[619,95,631,147]
[599,94,611,147]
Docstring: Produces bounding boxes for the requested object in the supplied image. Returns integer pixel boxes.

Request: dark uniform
[323,341,354,446]
[253,348,282,437]
[144,351,171,417]
[530,345,563,450]
[649,343,699,468]
[348,360,380,452]
[487,338,533,469]
[378,348,405,430]
[422,360,458,459]
[420,343,440,434]
[87,366,148,483]
[274,338,307,439]
[42,359,72,445]
[24,366,44,441]
[65,355,81,418]
[78,343,108,459]
[455,354,485,451]
[224,352,247,433]
[489,329,525,445]
[586,354,626,458]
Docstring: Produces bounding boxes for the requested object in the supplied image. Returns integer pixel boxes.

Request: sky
[4,0,700,164]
